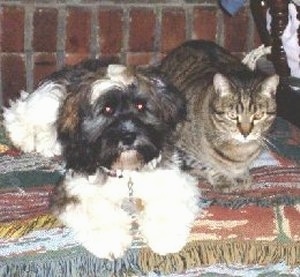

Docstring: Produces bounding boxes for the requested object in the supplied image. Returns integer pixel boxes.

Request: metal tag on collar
[121,177,145,248]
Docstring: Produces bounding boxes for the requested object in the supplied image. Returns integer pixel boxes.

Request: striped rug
[1,117,300,276]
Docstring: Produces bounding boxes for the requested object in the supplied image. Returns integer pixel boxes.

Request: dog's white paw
[62,207,133,259]
[63,210,133,259]
[140,206,193,255]
[58,178,134,259]
[77,228,133,259]
[135,169,200,256]
[142,225,190,255]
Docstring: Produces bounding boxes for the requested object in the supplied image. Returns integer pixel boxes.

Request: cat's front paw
[211,175,234,193]
[209,173,252,193]
[233,174,253,191]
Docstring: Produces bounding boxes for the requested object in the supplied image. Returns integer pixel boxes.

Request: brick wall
[0,0,261,107]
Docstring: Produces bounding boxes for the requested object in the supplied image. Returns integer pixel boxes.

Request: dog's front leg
[53,175,133,260]
[130,170,200,256]
[139,191,199,255]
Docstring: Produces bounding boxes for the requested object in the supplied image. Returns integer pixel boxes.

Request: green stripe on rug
[0,121,13,146]
[0,170,62,189]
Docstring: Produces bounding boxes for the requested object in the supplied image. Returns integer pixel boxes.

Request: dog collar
[100,167,124,178]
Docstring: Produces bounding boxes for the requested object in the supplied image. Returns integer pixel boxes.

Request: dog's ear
[57,87,98,173]
[57,93,81,139]
[144,70,187,127]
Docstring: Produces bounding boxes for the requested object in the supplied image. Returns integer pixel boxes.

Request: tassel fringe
[138,241,300,274]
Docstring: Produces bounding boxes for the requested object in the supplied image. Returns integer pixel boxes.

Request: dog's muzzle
[119,131,137,149]
[111,149,144,170]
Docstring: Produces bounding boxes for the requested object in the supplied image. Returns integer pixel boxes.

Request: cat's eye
[253,111,264,120]
[227,111,238,120]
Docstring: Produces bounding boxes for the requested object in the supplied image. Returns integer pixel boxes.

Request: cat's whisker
[257,137,269,150]
[262,137,279,152]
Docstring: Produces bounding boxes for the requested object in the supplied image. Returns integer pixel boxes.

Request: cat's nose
[238,122,253,138]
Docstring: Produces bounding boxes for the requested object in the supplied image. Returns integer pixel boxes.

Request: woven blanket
[0,117,300,277]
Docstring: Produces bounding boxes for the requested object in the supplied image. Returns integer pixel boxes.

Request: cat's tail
[242,45,271,70]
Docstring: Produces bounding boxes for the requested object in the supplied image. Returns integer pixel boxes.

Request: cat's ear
[261,74,279,97]
[213,73,231,96]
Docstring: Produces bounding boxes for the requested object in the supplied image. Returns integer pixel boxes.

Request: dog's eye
[135,102,145,112]
[103,105,114,115]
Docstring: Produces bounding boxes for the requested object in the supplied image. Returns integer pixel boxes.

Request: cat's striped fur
[160,40,279,192]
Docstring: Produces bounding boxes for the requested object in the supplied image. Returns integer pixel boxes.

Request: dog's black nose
[121,133,136,145]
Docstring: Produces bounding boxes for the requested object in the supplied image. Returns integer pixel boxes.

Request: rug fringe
[1,246,141,277]
[0,214,61,238]
[138,240,300,274]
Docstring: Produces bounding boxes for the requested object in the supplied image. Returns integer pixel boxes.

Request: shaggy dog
[3,59,201,259]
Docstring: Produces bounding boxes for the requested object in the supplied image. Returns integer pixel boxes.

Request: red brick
[65,53,90,65]
[1,54,26,106]
[33,53,57,87]
[1,6,24,52]
[66,8,91,53]
[283,206,300,241]
[156,52,165,61]
[126,52,154,65]
[33,8,58,52]
[129,8,156,52]
[193,7,217,41]
[191,205,277,241]
[99,9,123,55]
[161,8,186,53]
[224,8,249,53]
[0,9,2,51]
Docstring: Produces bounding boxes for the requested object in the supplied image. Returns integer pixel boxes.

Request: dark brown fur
[52,62,186,174]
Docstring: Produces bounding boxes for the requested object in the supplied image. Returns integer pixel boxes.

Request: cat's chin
[232,134,259,143]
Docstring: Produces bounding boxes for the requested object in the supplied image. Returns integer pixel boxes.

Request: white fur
[3,82,65,157]
[90,64,135,104]
[90,80,124,104]
[107,64,135,85]
[59,168,200,259]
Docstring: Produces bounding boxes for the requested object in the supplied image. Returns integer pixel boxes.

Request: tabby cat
[159,40,279,192]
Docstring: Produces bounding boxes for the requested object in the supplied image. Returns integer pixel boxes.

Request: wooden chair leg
[250,0,290,79]
[269,0,290,79]
[250,0,300,128]
[250,0,271,46]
